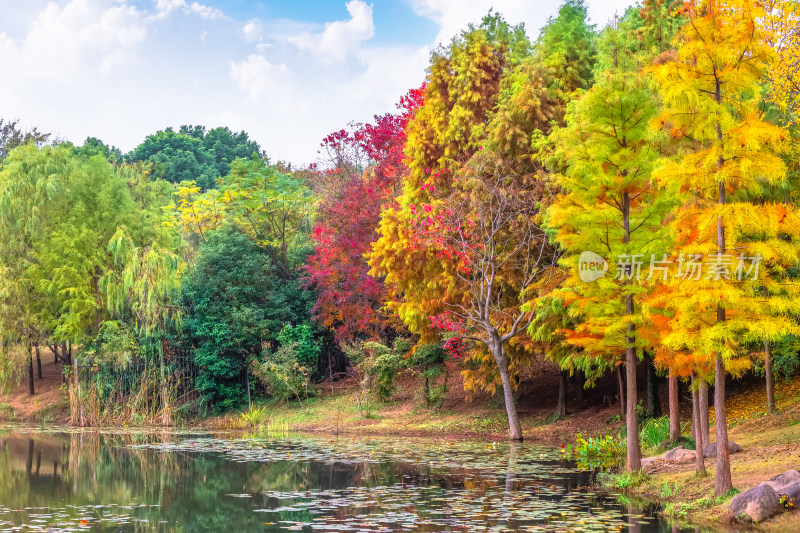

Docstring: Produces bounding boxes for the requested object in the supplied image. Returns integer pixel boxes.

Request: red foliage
[305,86,424,342]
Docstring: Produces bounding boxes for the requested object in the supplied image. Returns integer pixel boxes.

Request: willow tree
[0,146,135,390]
[101,228,182,425]
[651,0,800,494]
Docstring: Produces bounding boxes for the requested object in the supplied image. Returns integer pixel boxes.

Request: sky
[0,0,636,166]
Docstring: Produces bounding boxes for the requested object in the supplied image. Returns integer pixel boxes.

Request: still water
[0,429,687,532]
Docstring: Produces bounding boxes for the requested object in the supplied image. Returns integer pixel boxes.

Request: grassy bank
[9,358,800,532]
[205,373,624,445]
[600,378,800,530]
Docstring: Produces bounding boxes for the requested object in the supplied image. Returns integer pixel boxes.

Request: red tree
[304,87,424,342]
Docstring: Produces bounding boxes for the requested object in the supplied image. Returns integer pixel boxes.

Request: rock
[641,456,660,470]
[728,482,781,522]
[703,441,742,458]
[769,470,800,489]
[642,446,698,472]
[661,446,684,461]
[778,481,800,503]
[767,471,800,502]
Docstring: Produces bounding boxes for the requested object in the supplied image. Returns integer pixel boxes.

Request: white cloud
[151,0,224,21]
[287,0,375,62]
[242,19,262,43]
[0,0,146,82]
[229,54,288,102]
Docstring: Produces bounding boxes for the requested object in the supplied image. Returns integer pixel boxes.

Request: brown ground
[0,350,70,423]
[206,363,632,446]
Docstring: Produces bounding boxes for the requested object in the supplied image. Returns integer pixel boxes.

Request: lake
[0,428,691,531]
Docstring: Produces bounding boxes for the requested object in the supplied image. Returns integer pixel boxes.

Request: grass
[0,403,16,420]
[639,416,669,452]
[209,389,516,439]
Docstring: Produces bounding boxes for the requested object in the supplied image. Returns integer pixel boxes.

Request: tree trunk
[644,351,661,418]
[246,363,252,408]
[27,346,34,396]
[617,364,625,417]
[557,370,567,417]
[765,339,775,414]
[699,379,710,446]
[625,306,642,471]
[621,191,641,471]
[491,337,523,441]
[576,370,585,403]
[714,349,732,494]
[692,372,706,475]
[35,344,42,379]
[61,342,71,366]
[713,94,732,495]
[668,372,680,443]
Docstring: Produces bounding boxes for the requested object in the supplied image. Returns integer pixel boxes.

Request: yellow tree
[548,58,671,471]
[650,0,800,494]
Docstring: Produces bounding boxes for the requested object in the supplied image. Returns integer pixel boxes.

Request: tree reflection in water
[0,430,684,531]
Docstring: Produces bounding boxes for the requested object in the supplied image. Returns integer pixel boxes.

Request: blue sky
[0,0,635,165]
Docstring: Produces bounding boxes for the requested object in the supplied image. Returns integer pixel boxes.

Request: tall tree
[181,225,306,413]
[410,153,558,440]
[650,0,800,494]
[535,0,597,94]
[548,45,669,470]
[304,88,423,342]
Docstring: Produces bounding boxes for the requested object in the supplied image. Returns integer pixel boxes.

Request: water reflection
[0,430,689,532]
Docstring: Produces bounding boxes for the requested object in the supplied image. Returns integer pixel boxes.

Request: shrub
[252,340,314,407]
[408,343,450,409]
[567,433,624,471]
[639,416,670,450]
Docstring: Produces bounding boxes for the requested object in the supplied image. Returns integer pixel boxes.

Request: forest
[1,0,799,502]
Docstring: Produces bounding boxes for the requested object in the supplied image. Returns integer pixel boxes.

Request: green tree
[130,129,218,189]
[535,0,597,94]
[181,226,306,413]
[180,125,263,177]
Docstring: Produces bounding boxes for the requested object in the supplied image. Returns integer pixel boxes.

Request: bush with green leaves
[566,433,624,471]
[276,323,321,366]
[252,338,314,407]
[408,343,449,409]
[344,338,411,402]
[182,225,305,413]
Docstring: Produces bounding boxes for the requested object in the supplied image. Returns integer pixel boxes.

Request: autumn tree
[409,154,558,440]
[650,0,800,494]
[304,88,423,342]
[548,38,670,469]
[370,20,520,341]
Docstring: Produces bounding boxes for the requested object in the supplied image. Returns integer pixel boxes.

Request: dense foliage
[2,0,800,499]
